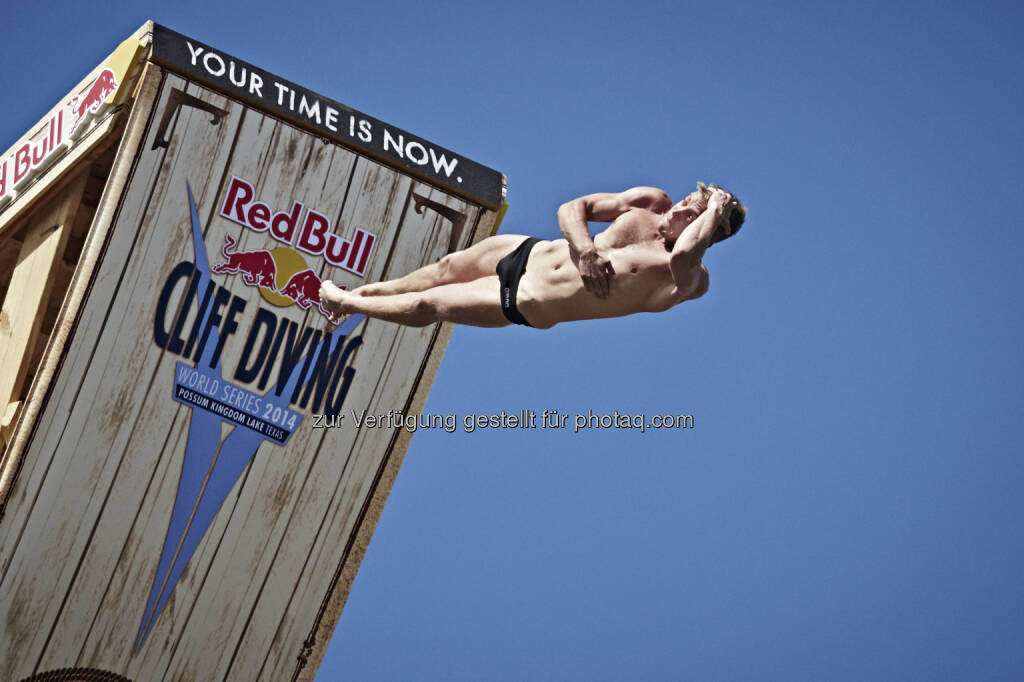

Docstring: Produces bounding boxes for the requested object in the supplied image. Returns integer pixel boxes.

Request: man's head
[692,182,747,244]
[708,184,747,244]
[662,183,747,244]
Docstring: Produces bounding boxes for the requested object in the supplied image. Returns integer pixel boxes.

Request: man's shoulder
[595,209,659,242]
[620,186,673,213]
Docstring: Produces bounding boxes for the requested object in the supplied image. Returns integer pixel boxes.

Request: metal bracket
[411,193,468,254]
[152,88,229,150]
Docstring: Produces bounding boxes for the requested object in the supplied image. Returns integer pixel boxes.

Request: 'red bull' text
[219,175,376,275]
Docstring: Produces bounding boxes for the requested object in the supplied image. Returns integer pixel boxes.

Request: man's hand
[708,185,733,210]
[707,186,735,237]
[578,249,615,298]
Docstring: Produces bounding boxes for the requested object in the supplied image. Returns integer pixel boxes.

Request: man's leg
[353,234,533,296]
[321,277,509,328]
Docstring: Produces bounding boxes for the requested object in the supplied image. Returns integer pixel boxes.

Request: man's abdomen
[518,240,678,326]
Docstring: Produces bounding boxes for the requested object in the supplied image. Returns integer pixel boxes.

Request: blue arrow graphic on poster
[134,183,363,652]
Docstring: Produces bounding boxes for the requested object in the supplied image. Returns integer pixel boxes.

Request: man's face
[659,191,706,241]
[678,189,709,217]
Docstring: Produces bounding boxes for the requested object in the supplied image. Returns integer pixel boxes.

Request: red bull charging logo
[212,235,337,319]
[70,68,119,135]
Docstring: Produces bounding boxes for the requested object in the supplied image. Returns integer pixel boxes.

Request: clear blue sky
[4,1,1023,680]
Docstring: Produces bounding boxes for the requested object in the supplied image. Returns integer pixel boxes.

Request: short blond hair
[695,181,713,211]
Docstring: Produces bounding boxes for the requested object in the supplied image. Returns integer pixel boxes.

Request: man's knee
[435,253,456,281]
[407,294,439,327]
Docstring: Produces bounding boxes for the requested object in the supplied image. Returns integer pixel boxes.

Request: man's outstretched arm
[557,187,671,298]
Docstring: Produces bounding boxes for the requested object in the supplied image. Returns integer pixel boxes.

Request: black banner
[150,25,504,209]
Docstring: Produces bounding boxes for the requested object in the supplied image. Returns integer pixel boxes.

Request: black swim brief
[496,237,541,327]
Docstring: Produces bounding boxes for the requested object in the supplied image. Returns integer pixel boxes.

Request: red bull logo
[212,235,277,287]
[0,108,67,206]
[211,176,376,319]
[280,269,327,313]
[70,68,119,135]
[1,68,122,206]
[219,176,376,276]
[212,235,337,318]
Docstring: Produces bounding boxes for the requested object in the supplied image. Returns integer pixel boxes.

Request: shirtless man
[318,183,746,329]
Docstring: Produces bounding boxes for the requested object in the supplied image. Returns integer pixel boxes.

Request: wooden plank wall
[0,71,492,681]
[0,169,88,446]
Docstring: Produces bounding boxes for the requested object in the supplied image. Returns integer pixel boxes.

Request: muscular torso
[516,209,705,328]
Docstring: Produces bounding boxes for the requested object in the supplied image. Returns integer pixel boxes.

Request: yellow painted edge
[105,36,148,106]
[488,174,509,235]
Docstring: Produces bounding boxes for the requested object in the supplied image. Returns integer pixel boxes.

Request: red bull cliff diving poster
[0,24,504,681]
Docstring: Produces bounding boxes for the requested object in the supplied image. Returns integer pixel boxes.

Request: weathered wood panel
[0,66,170,558]
[0,170,88,412]
[0,74,247,681]
[0,68,495,682]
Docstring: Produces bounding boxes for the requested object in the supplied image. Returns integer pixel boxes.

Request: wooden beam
[0,401,20,448]
[0,169,88,412]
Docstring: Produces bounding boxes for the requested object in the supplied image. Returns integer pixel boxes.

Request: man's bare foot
[319,280,352,324]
